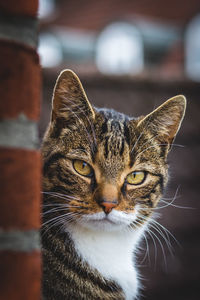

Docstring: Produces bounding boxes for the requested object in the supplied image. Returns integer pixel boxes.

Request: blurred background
[38,0,200,299]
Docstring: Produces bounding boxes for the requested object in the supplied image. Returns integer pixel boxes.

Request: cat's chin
[76,210,138,232]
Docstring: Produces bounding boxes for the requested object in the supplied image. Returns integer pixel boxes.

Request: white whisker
[42,205,84,216]
[42,191,80,200]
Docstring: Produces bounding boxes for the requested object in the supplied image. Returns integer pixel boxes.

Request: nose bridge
[97,182,119,214]
[101,182,118,201]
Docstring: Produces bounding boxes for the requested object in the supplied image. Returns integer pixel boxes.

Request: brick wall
[0,1,41,300]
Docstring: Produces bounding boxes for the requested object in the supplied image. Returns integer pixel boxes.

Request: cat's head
[42,70,186,232]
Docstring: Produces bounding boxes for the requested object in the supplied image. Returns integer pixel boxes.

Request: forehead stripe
[104,136,109,158]
[120,138,125,156]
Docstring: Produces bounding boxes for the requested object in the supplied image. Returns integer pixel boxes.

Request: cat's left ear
[51,69,95,122]
[137,95,186,146]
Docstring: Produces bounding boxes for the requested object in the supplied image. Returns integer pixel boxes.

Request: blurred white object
[38,33,63,68]
[185,14,200,81]
[96,22,144,75]
[38,0,55,19]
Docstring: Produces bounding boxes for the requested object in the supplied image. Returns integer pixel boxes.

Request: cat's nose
[99,200,118,214]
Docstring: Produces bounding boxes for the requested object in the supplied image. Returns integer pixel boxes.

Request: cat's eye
[73,160,93,177]
[126,171,146,185]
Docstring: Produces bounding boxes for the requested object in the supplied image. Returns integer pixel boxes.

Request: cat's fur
[41,70,186,300]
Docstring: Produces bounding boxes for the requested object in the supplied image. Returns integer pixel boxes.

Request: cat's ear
[51,69,95,122]
[137,95,186,146]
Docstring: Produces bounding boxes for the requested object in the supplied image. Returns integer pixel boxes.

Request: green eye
[73,160,93,177]
[126,171,146,185]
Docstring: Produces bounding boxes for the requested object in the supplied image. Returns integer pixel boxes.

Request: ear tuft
[51,69,95,121]
[137,95,186,145]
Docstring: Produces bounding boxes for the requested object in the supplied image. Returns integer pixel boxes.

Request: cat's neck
[66,224,144,300]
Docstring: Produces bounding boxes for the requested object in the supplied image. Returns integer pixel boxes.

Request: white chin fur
[77,209,138,232]
[65,209,144,300]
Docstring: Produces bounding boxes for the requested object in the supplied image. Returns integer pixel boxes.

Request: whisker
[136,133,159,154]
[157,186,194,210]
[136,212,180,270]
[41,211,81,236]
[136,143,184,159]
[42,203,75,207]
[132,219,152,265]
[143,228,158,269]
[140,233,150,265]
[150,218,181,248]
[42,210,81,226]
[147,227,167,268]
[42,205,84,216]
[42,191,80,200]
[149,223,174,257]
[159,200,195,210]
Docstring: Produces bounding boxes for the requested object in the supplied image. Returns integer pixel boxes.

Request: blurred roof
[44,0,200,30]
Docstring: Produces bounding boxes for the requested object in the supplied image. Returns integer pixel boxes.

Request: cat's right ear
[136,95,186,147]
[51,69,95,122]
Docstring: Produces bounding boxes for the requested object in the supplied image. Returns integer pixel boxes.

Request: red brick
[0,41,41,121]
[0,251,41,300]
[0,148,41,230]
[0,0,38,17]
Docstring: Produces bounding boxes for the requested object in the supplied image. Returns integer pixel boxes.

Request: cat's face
[42,70,186,232]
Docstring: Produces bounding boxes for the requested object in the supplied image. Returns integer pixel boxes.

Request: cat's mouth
[78,210,137,231]
[101,217,116,224]
[90,216,116,225]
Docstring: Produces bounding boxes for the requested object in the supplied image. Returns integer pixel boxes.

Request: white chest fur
[66,225,143,300]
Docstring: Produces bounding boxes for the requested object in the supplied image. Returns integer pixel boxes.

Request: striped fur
[42,227,123,300]
[41,70,186,299]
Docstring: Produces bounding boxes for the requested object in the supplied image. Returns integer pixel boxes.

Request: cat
[41,69,186,300]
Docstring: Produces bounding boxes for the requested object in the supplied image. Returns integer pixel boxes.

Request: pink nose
[100,201,117,214]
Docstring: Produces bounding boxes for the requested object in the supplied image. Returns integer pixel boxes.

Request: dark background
[39,1,200,299]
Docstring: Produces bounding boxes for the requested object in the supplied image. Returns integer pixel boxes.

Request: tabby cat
[41,70,186,300]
